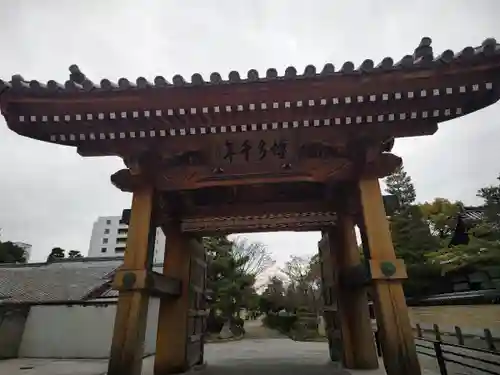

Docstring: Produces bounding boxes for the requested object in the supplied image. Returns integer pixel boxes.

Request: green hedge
[263,312,297,333]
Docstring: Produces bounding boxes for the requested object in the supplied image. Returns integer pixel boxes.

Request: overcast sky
[0,1,499,268]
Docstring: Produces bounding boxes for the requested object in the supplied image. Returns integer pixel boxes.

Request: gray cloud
[0,0,499,263]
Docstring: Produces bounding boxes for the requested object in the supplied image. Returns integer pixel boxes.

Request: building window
[118,228,128,235]
[115,247,126,253]
[103,238,108,244]
[106,219,111,225]
[116,237,127,244]
[101,248,107,253]
[104,229,110,234]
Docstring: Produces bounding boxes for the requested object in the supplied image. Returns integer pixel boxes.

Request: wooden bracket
[368,259,407,281]
[112,269,182,297]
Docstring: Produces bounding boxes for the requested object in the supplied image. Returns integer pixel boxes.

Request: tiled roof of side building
[0,37,498,95]
[0,257,163,304]
[459,206,486,222]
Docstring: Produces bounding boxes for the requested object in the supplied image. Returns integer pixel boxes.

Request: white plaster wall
[19,298,159,358]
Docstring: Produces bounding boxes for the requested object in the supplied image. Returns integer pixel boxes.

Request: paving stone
[0,338,443,375]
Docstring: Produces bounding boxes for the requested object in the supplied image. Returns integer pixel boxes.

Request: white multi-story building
[87,216,166,263]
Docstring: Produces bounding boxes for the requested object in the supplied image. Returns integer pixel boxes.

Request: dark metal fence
[415,339,500,375]
[413,323,500,375]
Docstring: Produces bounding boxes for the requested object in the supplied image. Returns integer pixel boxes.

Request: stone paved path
[190,339,352,375]
[0,339,369,375]
[1,335,442,375]
[242,318,286,339]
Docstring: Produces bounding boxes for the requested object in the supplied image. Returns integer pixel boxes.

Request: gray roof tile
[0,259,122,304]
[1,37,498,95]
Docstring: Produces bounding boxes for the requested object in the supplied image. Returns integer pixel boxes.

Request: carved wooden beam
[170,200,335,220]
[112,269,182,298]
[124,194,336,228]
[179,211,337,234]
[148,272,183,297]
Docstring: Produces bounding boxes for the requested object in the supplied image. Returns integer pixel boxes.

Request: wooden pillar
[318,231,343,363]
[154,223,192,374]
[334,213,379,369]
[107,188,155,375]
[358,178,421,375]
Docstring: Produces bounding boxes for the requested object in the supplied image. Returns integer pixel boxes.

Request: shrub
[230,316,245,336]
[291,320,319,341]
[263,312,297,333]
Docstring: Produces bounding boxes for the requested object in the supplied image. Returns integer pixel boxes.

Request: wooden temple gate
[1,37,499,375]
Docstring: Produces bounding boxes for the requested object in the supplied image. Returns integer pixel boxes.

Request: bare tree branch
[280,255,311,286]
[231,236,275,278]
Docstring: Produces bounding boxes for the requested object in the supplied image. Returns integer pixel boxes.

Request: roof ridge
[463,205,486,211]
[1,37,498,94]
[0,256,125,268]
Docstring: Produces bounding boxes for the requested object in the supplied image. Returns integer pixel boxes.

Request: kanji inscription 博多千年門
[222,139,288,163]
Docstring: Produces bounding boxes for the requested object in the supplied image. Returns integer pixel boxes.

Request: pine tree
[389,206,439,264]
[384,166,416,209]
[477,174,500,230]
[46,247,65,262]
[68,250,83,258]
[384,166,438,264]
[205,236,256,320]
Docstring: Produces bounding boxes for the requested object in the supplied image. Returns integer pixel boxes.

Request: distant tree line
[46,247,83,262]
[0,237,83,264]
[386,166,500,297]
[0,239,26,263]
[258,167,500,319]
